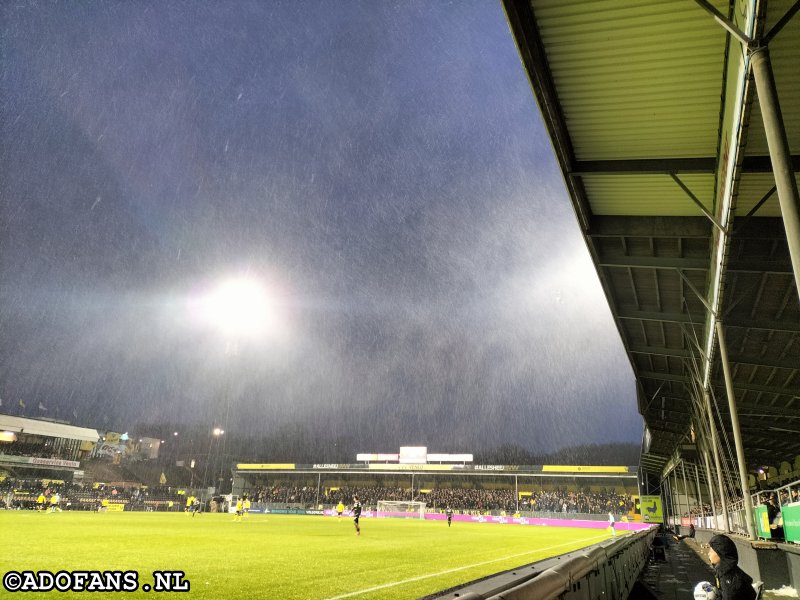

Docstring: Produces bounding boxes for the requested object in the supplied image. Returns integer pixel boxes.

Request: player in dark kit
[445,507,454,527]
[352,495,362,536]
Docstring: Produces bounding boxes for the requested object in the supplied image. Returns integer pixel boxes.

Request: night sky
[0,1,642,456]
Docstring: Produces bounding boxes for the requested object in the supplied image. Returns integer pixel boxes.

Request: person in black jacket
[352,495,362,536]
[707,534,756,600]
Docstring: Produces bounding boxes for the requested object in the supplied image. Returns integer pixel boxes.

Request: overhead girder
[720,353,800,371]
[597,255,709,270]
[597,255,793,274]
[722,316,800,333]
[708,379,800,399]
[618,308,800,334]
[638,371,800,400]
[587,216,711,239]
[630,345,694,359]
[618,308,706,325]
[570,155,800,175]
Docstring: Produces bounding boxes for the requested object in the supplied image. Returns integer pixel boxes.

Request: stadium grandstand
[0,414,98,482]
[232,450,640,521]
[5,1,800,597]
[483,0,800,598]
[0,413,199,512]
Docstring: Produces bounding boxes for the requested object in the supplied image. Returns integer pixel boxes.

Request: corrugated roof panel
[734,173,797,218]
[582,173,715,216]
[532,0,728,160]
[507,0,800,477]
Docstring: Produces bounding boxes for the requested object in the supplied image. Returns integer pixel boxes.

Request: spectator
[707,534,756,600]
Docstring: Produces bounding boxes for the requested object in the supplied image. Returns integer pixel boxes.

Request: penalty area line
[321,533,608,600]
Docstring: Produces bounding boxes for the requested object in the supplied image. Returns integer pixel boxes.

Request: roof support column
[681,460,691,524]
[693,462,704,524]
[702,446,718,527]
[664,476,673,528]
[703,388,730,531]
[715,321,757,539]
[750,47,800,300]
[671,470,679,528]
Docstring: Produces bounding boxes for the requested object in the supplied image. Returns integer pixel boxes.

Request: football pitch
[0,511,618,599]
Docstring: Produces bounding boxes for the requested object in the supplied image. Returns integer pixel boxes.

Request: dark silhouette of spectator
[707,534,756,600]
[673,523,695,541]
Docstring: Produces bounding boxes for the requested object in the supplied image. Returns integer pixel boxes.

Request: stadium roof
[0,414,100,442]
[503,0,800,479]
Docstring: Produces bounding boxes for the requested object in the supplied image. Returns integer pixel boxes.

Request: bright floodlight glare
[202,277,272,337]
[213,428,224,436]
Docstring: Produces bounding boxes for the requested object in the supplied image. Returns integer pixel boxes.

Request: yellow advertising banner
[541,465,629,473]
[236,463,296,470]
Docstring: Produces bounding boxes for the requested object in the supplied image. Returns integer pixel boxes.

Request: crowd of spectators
[247,484,636,514]
[0,478,187,511]
[0,441,77,460]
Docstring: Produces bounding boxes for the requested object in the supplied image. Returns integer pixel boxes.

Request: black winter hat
[709,534,738,561]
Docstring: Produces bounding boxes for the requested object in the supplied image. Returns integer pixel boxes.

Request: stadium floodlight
[195,276,274,339]
[376,500,426,520]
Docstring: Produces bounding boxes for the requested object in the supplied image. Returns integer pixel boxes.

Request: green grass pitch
[0,511,618,599]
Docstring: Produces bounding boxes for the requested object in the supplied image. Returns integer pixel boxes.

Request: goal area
[376,500,426,519]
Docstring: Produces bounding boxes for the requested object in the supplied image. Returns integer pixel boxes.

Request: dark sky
[0,0,642,456]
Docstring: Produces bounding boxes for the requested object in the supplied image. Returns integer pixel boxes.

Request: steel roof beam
[588,216,711,238]
[598,255,709,270]
[762,0,800,45]
[693,0,754,46]
[724,353,800,371]
[618,308,706,324]
[570,155,799,175]
[639,371,690,384]
[630,345,693,359]
[722,316,800,333]
[670,173,727,234]
[709,379,800,398]
[620,308,800,333]
[598,254,791,273]
[726,258,794,273]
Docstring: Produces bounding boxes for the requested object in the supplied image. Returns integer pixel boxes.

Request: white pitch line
[322,533,608,600]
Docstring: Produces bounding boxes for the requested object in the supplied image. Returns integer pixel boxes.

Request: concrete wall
[430,528,657,600]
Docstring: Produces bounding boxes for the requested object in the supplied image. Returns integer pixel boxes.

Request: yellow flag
[159,472,167,485]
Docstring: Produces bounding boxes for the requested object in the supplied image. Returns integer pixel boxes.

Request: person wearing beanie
[707,534,756,600]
